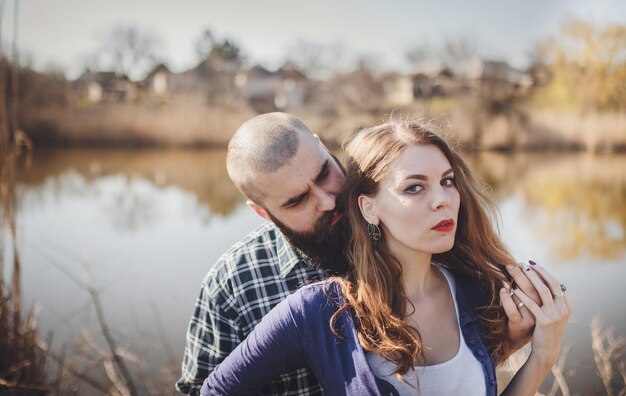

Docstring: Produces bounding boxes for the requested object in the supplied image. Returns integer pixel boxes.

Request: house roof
[143,64,171,80]
[247,64,274,77]
[277,63,307,80]
[75,70,130,83]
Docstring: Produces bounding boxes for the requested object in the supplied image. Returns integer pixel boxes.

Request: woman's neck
[394,249,439,300]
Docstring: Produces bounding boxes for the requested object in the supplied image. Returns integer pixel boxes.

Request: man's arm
[200,292,307,396]
[176,282,242,395]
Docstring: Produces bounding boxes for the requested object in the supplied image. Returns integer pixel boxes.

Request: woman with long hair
[201,119,570,396]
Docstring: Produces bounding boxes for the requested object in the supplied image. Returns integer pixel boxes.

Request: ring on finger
[517,301,525,309]
[552,290,565,298]
[560,283,567,292]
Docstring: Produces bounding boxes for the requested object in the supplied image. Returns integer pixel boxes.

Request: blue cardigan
[202,274,498,396]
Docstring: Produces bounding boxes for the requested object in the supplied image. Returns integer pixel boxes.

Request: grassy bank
[23,101,256,148]
[19,101,626,152]
[1,151,49,394]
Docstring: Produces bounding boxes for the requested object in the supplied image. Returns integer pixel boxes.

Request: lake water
[2,148,625,395]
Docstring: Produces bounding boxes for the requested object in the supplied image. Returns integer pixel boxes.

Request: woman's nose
[431,186,451,210]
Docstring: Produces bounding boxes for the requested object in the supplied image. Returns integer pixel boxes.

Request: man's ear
[313,133,330,153]
[247,200,269,220]
[358,195,378,224]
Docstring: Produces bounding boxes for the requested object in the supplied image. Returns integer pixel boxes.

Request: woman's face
[360,144,460,258]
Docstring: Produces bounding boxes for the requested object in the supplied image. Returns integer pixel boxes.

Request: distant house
[382,73,414,106]
[311,67,386,112]
[466,59,532,97]
[75,71,137,103]
[143,64,171,96]
[235,63,308,112]
[410,67,458,99]
[140,58,239,104]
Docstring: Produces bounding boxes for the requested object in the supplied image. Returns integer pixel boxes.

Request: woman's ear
[358,195,378,224]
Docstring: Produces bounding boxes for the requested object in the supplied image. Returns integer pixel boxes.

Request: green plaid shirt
[176,222,327,395]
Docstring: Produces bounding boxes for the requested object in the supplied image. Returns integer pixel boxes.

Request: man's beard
[267,202,350,276]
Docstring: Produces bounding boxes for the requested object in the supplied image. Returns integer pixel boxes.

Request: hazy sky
[2,0,626,79]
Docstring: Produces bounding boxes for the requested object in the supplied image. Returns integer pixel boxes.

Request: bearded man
[176,113,537,395]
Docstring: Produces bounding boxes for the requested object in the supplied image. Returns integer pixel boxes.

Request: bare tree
[193,28,216,61]
[9,0,18,138]
[0,0,19,148]
[192,27,244,70]
[0,0,8,150]
[91,24,164,81]
[284,39,350,79]
[405,44,431,70]
[441,37,478,76]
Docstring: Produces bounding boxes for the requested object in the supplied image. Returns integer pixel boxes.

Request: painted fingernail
[522,264,531,271]
[529,259,537,266]
[512,283,518,290]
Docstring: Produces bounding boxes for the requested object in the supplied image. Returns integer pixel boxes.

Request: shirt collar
[275,227,308,278]
[452,274,479,326]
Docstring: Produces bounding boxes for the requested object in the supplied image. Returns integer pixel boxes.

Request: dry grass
[1,150,50,394]
[497,316,626,395]
[0,281,49,394]
[591,317,626,396]
[23,100,257,148]
[17,97,626,153]
[528,110,626,153]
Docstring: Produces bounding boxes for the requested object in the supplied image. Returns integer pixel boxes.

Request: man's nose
[314,187,336,212]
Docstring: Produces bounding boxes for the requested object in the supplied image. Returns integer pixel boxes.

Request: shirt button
[475,350,484,357]
[491,380,496,385]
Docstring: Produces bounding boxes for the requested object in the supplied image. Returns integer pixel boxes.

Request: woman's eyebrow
[403,168,453,181]
[404,174,427,181]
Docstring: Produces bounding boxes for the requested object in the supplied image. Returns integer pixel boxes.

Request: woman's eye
[442,177,455,187]
[405,184,424,194]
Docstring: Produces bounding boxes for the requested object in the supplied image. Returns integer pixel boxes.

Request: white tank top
[365,267,487,395]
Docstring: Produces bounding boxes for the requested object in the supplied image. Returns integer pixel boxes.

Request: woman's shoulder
[286,279,344,316]
[289,278,343,302]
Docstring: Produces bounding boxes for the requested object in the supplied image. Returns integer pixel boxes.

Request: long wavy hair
[331,119,517,377]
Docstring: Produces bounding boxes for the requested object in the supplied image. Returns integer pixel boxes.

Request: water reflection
[5,150,263,393]
[18,148,244,219]
[467,152,626,261]
[22,149,626,261]
[2,148,625,393]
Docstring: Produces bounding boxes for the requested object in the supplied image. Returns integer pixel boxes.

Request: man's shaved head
[227,112,315,204]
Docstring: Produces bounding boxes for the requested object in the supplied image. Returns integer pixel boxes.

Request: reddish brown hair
[332,119,516,378]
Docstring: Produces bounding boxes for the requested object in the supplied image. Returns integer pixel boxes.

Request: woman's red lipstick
[432,219,454,232]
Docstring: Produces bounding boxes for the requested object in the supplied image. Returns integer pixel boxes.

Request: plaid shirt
[176,222,327,395]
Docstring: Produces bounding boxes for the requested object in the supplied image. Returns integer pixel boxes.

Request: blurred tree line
[2,18,625,150]
[533,19,626,112]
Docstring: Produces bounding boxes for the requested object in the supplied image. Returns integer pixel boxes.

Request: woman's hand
[501,262,544,349]
[500,262,572,395]
[511,262,572,369]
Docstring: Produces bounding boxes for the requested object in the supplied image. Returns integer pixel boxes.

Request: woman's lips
[432,219,454,232]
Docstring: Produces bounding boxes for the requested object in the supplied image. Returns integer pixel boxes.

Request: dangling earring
[367,223,381,240]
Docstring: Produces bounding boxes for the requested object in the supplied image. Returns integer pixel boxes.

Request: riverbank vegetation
[5,18,625,152]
